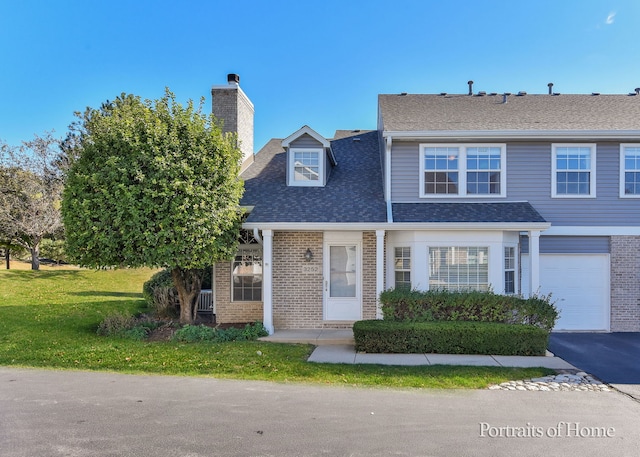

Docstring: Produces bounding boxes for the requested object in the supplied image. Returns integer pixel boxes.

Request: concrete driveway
[549,333,640,399]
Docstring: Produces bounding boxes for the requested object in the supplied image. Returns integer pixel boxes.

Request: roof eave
[243,222,551,231]
[382,129,640,141]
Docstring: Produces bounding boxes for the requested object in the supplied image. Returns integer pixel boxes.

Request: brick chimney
[211,74,254,169]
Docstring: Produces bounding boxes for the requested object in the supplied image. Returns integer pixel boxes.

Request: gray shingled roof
[379,93,640,131]
[392,202,546,223]
[240,130,386,223]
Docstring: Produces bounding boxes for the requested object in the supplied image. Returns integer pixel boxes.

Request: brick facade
[610,236,640,331]
[362,231,379,320]
[214,262,263,324]
[214,230,382,329]
[211,83,254,166]
[272,232,324,328]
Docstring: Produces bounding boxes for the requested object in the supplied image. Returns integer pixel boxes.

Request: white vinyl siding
[552,144,596,198]
[420,144,506,198]
[620,144,640,198]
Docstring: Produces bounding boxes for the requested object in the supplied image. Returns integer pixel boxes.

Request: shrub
[172,324,217,342]
[171,322,268,343]
[379,288,558,331]
[240,321,269,340]
[97,313,164,340]
[142,269,179,318]
[353,320,549,356]
[96,313,135,337]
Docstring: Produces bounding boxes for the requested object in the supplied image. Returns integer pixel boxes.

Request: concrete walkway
[259,329,577,369]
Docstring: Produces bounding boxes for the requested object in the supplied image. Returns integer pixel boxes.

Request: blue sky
[1,0,639,153]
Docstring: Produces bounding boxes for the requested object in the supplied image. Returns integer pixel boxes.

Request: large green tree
[62,91,244,323]
[0,133,64,270]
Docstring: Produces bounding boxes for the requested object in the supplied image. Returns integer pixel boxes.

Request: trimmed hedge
[353,320,549,356]
[380,288,558,331]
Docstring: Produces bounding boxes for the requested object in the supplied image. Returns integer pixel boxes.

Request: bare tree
[0,133,64,270]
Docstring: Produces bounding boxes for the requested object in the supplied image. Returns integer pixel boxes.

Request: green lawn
[0,268,554,388]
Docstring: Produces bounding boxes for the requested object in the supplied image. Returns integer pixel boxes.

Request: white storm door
[324,243,362,321]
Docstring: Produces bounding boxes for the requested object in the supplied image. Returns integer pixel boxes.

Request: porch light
[304,248,313,262]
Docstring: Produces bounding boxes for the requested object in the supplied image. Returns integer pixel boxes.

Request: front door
[324,243,362,320]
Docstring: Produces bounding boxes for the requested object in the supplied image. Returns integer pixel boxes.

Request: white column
[376,230,385,319]
[528,230,540,297]
[262,229,274,334]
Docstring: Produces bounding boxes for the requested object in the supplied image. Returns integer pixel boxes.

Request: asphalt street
[1,367,639,457]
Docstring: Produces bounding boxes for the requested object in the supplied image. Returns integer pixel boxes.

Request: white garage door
[522,254,610,331]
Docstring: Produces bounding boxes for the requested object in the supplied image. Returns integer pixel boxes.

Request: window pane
[330,245,357,298]
[504,246,516,294]
[466,147,501,194]
[555,147,593,195]
[624,147,640,194]
[232,249,263,301]
[394,247,411,289]
[504,271,515,294]
[293,151,320,181]
[429,247,489,291]
[626,171,640,194]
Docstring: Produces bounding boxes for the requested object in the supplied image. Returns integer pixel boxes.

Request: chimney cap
[227,73,240,85]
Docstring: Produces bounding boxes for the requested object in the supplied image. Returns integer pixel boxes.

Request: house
[207,74,640,334]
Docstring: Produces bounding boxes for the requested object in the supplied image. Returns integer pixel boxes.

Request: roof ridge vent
[440,92,447,96]
[399,92,407,96]
[592,92,600,96]
[476,91,486,96]
[517,91,527,96]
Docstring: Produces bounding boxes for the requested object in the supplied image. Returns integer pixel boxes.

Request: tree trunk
[5,248,9,270]
[171,267,204,324]
[30,244,40,271]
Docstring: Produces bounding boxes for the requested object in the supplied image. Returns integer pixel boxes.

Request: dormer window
[282,125,335,188]
[290,148,323,185]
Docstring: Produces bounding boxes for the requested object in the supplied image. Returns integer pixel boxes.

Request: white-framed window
[394,247,411,289]
[288,148,323,186]
[620,144,640,198]
[552,144,596,198]
[420,144,506,198]
[504,246,516,294]
[231,248,262,301]
[428,246,489,291]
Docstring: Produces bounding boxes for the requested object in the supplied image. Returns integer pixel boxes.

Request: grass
[0,267,554,389]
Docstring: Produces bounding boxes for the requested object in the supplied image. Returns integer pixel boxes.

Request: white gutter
[243,222,550,232]
[383,129,640,141]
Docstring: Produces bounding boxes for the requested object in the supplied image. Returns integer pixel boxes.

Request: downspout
[385,135,393,223]
[253,227,263,245]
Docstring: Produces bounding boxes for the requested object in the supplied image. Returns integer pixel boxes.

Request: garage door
[522,254,610,331]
